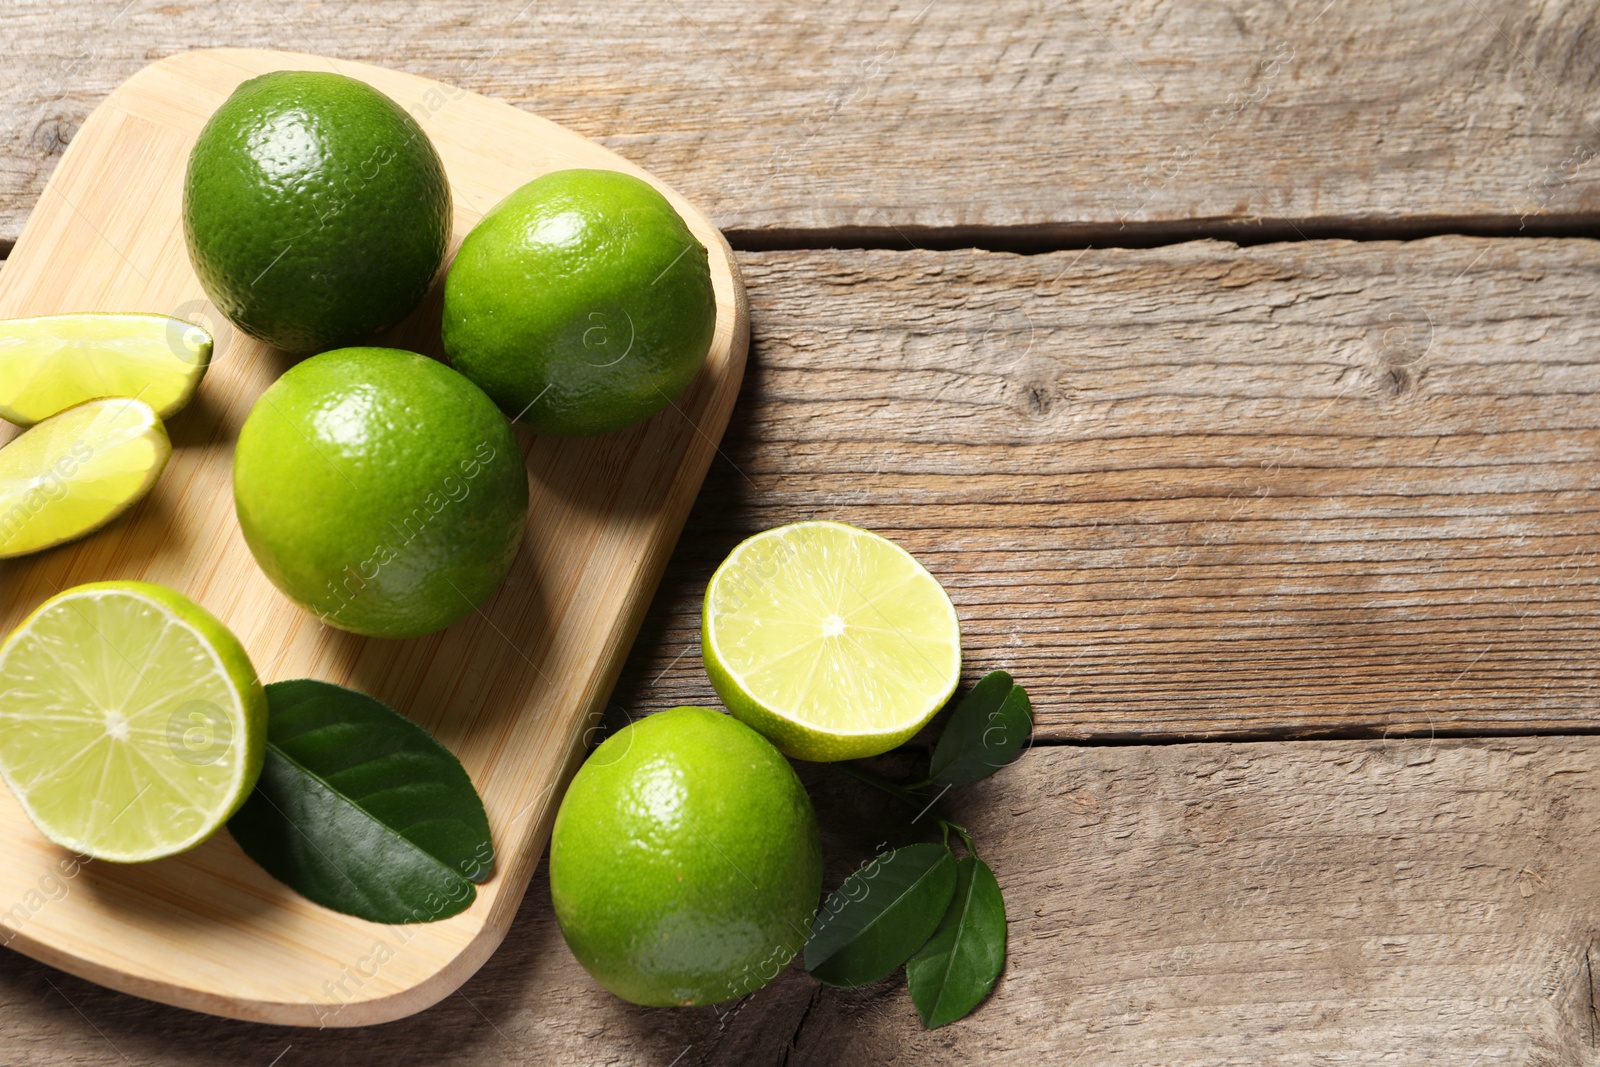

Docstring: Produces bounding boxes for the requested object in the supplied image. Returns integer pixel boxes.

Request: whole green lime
[550,706,822,1007]
[232,347,528,639]
[441,169,717,437]
[184,71,452,354]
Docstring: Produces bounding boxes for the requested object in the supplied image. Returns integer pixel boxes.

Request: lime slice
[702,521,962,762]
[0,397,171,559]
[0,581,267,861]
[0,312,211,426]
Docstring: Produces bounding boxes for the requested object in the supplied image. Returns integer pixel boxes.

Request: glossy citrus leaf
[804,842,957,987]
[926,671,1032,787]
[907,856,1007,1027]
[228,679,493,923]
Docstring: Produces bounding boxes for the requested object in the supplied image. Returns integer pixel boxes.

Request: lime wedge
[702,521,962,762]
[0,397,171,559]
[0,581,267,861]
[0,312,211,426]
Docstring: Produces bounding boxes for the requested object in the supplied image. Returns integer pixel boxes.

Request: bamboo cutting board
[0,49,747,1025]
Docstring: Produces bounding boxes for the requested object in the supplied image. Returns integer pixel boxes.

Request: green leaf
[926,671,1032,788]
[906,856,1007,1028]
[804,843,958,987]
[228,679,494,924]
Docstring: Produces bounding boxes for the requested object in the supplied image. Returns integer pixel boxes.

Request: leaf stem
[834,761,925,806]
[939,819,977,858]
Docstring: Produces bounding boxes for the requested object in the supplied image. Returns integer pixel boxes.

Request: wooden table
[3,2,1599,1062]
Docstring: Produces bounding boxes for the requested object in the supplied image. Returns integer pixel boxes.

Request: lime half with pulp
[0,581,266,861]
[702,521,961,762]
[0,397,171,559]
[0,312,211,426]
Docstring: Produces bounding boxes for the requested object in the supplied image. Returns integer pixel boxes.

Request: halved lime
[0,313,211,426]
[702,521,962,762]
[0,397,171,559]
[0,581,267,861]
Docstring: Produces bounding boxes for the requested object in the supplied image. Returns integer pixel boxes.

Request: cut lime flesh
[703,521,962,762]
[0,397,171,559]
[0,581,266,862]
[0,312,211,426]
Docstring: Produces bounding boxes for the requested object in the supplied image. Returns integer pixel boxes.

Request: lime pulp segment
[0,397,171,559]
[0,313,211,426]
[0,582,266,862]
[703,521,961,761]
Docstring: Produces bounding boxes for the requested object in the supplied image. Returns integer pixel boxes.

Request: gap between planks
[722,215,1600,253]
[9,213,1600,263]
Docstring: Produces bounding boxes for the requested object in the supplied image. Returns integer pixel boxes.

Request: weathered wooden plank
[609,238,1600,741]
[1,735,1597,1064]
[6,1,1600,245]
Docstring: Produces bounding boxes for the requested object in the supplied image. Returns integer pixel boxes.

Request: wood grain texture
[7,1,1600,244]
[0,50,748,1025]
[611,238,1600,742]
[1,735,1598,1065]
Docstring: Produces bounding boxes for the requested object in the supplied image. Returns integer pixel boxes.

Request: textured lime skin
[549,707,822,1007]
[184,71,451,354]
[441,169,716,437]
[0,580,268,862]
[232,347,528,639]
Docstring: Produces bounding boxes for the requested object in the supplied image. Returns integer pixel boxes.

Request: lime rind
[703,521,961,762]
[550,706,822,1006]
[0,397,171,559]
[184,71,452,355]
[0,581,266,862]
[441,168,716,437]
[0,313,211,426]
[231,346,529,639]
